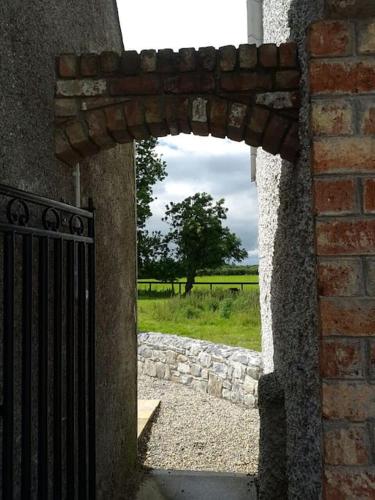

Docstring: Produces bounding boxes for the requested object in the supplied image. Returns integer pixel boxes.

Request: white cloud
[117,0,247,51]
[117,0,259,263]
[157,135,250,158]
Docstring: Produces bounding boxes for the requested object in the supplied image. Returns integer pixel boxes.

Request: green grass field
[138,275,261,351]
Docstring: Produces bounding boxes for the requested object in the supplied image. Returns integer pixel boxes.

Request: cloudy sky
[117,0,259,264]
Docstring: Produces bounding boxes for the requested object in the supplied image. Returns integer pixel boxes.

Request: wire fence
[137,280,259,295]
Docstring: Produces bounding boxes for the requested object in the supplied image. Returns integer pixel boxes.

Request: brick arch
[55,43,301,165]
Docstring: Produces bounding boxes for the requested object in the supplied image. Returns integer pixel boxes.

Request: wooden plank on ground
[138,399,160,439]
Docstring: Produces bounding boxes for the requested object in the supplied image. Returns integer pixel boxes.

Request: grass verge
[138,288,261,351]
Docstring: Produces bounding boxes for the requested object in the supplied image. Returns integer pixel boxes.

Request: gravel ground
[138,374,259,474]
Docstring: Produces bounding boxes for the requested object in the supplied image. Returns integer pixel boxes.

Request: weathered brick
[316,219,375,255]
[140,50,157,72]
[198,46,216,71]
[123,100,149,140]
[143,97,168,137]
[100,51,120,73]
[247,106,270,135]
[314,178,357,215]
[325,467,375,499]
[79,96,124,111]
[227,103,247,141]
[65,121,99,157]
[365,258,375,296]
[55,98,78,118]
[57,54,78,78]
[321,339,364,378]
[191,97,209,136]
[308,21,353,57]
[56,79,107,97]
[157,49,177,73]
[85,109,115,147]
[310,60,375,94]
[320,297,375,336]
[245,130,262,148]
[256,91,299,110]
[259,44,277,68]
[80,54,98,77]
[324,424,369,464]
[275,70,300,90]
[220,73,272,92]
[326,0,375,18]
[363,178,375,214]
[120,50,140,75]
[358,19,375,55]
[219,45,237,71]
[164,73,214,94]
[176,97,191,134]
[322,382,375,421]
[312,100,353,136]
[313,137,375,174]
[178,48,196,72]
[209,98,228,139]
[109,75,161,95]
[262,115,290,155]
[280,123,299,163]
[55,129,82,165]
[238,44,257,69]
[360,102,375,135]
[318,258,362,296]
[104,104,132,143]
[279,42,297,68]
[164,96,179,135]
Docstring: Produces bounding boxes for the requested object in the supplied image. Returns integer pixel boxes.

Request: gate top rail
[0,183,93,218]
[0,183,94,242]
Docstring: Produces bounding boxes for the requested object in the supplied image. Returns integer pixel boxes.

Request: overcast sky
[117,0,259,264]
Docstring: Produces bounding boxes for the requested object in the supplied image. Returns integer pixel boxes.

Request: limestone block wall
[138,333,262,408]
[309,4,375,496]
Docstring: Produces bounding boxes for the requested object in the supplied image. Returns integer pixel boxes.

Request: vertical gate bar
[78,242,87,499]
[66,240,76,499]
[53,238,63,500]
[38,237,49,499]
[3,232,15,500]
[87,200,96,499]
[21,234,33,499]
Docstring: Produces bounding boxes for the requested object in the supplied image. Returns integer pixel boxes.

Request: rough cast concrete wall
[0,2,137,498]
[138,333,262,408]
[257,0,324,497]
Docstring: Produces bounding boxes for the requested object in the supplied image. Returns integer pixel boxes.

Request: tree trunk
[185,275,195,294]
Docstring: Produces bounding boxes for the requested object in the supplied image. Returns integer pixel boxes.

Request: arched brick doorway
[54,43,300,165]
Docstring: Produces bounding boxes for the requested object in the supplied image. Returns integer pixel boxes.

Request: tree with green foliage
[163,193,248,294]
[136,138,167,274]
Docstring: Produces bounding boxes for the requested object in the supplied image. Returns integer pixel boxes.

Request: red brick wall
[309,13,375,499]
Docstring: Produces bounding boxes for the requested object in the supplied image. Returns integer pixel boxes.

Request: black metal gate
[0,184,96,499]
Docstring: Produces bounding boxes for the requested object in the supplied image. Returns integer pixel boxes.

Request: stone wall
[138,333,262,408]
[0,2,137,497]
